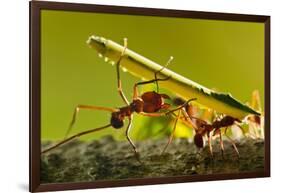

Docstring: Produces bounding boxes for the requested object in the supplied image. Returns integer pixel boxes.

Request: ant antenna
[121,38,128,56]
[166,98,197,115]
[42,124,112,154]
[115,37,130,105]
[116,37,128,66]
[155,56,174,93]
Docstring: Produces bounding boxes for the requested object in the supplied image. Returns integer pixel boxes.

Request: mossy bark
[41,137,264,183]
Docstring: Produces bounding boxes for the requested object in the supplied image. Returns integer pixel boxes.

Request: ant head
[131,98,144,113]
[194,133,204,148]
[110,112,124,129]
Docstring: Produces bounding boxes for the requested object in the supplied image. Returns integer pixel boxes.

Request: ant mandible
[41,38,195,161]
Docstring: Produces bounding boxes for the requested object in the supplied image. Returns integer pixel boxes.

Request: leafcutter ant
[41,38,195,162]
[170,97,249,157]
[192,115,244,158]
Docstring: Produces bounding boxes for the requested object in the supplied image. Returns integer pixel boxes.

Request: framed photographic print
[30,0,270,192]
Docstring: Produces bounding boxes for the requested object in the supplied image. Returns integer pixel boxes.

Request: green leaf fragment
[87,35,260,119]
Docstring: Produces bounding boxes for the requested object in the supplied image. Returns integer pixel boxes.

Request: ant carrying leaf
[42,38,196,162]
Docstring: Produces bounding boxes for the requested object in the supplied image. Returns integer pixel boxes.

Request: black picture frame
[30,1,270,192]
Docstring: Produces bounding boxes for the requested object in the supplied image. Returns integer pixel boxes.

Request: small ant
[42,38,195,161]
[192,115,243,158]
[170,97,246,157]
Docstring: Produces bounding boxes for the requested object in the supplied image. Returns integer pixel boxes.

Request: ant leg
[161,110,181,154]
[125,115,140,162]
[154,56,173,93]
[224,129,240,158]
[64,105,118,139]
[139,111,167,117]
[116,38,130,105]
[139,99,196,118]
[170,109,197,125]
[251,123,260,138]
[224,126,228,135]
[181,107,199,131]
[219,130,225,158]
[165,98,197,115]
[42,124,112,154]
[132,56,175,99]
[170,110,197,131]
[207,133,213,157]
[133,76,170,99]
[236,124,256,139]
[133,56,173,98]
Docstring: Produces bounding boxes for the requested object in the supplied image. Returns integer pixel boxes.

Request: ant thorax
[130,98,144,113]
[212,116,241,129]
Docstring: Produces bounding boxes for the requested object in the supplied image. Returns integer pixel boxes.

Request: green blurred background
[41,10,264,141]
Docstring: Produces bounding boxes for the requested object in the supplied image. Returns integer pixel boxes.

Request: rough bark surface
[41,136,264,183]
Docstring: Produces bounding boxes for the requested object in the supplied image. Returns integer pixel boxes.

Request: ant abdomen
[110,112,124,129]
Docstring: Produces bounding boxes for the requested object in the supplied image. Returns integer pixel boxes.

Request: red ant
[172,95,261,159]
[170,97,246,157]
[192,115,244,158]
[41,38,195,161]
